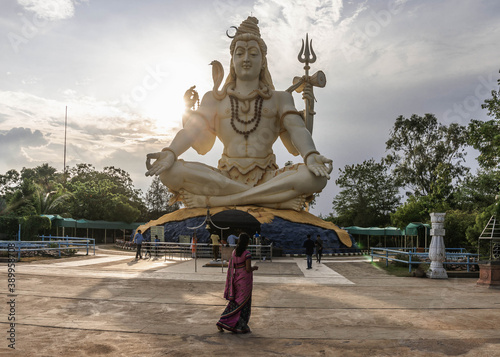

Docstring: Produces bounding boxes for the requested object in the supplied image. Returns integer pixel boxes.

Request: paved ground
[1,246,499,356]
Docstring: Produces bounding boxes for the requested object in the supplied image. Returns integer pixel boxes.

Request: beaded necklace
[229,95,263,139]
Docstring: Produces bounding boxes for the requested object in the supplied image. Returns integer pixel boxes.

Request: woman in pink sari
[217,233,258,333]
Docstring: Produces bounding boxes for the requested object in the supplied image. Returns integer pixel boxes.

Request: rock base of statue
[136,206,356,255]
[477,261,500,288]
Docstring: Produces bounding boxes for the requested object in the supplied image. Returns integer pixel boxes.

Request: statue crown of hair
[229,16,267,56]
[235,16,260,37]
[221,16,274,93]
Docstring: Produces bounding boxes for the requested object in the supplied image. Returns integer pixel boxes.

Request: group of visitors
[303,234,324,269]
[134,228,269,262]
[207,230,270,261]
[133,230,161,260]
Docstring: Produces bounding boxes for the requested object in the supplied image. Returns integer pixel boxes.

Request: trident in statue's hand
[287,33,326,135]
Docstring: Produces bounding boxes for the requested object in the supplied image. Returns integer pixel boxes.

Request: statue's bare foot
[179,190,210,208]
[261,195,306,211]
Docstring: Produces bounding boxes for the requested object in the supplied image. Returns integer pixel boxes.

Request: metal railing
[0,236,95,261]
[115,240,273,261]
[370,247,467,253]
[115,240,363,258]
[370,247,479,273]
[269,247,361,256]
[39,235,96,256]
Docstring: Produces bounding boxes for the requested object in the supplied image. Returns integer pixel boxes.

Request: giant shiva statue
[145,16,332,211]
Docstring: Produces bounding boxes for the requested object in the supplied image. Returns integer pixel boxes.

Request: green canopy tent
[404,222,431,250]
[77,220,144,243]
[42,215,73,236]
[343,223,431,250]
[343,226,404,249]
[42,215,143,243]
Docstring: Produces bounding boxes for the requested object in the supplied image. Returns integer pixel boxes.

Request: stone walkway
[1,248,499,356]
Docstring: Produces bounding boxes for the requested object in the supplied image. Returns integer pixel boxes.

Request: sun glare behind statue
[141,87,186,132]
[139,68,212,134]
[131,54,215,141]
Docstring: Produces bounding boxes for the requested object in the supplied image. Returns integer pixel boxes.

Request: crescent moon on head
[226,26,238,38]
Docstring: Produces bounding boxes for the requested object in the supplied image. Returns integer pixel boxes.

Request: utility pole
[63,106,68,178]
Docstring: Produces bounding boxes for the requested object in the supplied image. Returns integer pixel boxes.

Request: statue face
[232,40,263,81]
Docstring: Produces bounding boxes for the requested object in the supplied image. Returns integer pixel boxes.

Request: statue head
[226,17,274,90]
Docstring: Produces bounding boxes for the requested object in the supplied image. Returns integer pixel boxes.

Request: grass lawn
[372,260,423,277]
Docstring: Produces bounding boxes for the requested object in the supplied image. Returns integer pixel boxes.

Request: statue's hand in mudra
[145,150,176,176]
[305,153,333,179]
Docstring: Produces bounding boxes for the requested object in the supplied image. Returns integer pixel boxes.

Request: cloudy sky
[1,0,499,216]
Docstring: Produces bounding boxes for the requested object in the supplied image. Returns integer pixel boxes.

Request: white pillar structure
[427,212,448,279]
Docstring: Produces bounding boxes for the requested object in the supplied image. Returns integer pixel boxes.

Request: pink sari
[216,249,253,333]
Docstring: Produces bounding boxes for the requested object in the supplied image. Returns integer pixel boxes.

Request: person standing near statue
[144,234,151,259]
[191,232,198,258]
[303,234,315,269]
[253,231,260,245]
[217,233,258,333]
[145,16,332,211]
[154,234,160,257]
[254,231,261,260]
[221,233,228,247]
[134,229,144,260]
[261,236,271,260]
[210,232,221,261]
[315,234,323,263]
[227,233,238,247]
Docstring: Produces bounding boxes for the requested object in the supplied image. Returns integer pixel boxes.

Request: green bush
[0,216,19,239]
[393,253,421,268]
[444,210,476,248]
[21,216,51,240]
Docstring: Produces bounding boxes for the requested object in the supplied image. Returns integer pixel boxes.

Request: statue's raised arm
[277,90,332,178]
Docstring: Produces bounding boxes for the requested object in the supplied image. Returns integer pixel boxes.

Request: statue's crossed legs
[160,160,327,211]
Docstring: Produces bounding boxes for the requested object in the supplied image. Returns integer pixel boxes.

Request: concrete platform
[1,247,499,356]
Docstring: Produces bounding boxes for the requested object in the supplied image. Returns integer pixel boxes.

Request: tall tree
[0,169,21,197]
[31,183,71,215]
[144,176,180,220]
[66,179,141,222]
[390,195,429,229]
[468,69,500,169]
[66,164,146,222]
[4,179,38,217]
[21,163,60,190]
[444,210,477,249]
[0,163,147,223]
[332,159,401,227]
[67,163,96,182]
[385,114,468,197]
[452,170,500,212]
